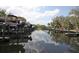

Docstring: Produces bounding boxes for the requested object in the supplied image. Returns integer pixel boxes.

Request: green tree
[48,7,79,31]
[69,8,79,16]
[0,9,6,16]
[50,16,65,29]
[35,24,47,30]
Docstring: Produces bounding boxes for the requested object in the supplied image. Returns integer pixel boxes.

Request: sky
[0,6,74,25]
[0,0,78,25]
[2,6,74,25]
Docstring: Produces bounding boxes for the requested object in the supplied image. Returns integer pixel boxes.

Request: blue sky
[29,6,75,25]
[5,6,75,25]
[0,0,78,25]
[33,6,74,16]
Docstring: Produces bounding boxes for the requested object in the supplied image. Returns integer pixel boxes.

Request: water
[0,30,79,53]
[24,30,72,53]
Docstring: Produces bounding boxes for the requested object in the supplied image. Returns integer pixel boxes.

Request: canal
[0,30,79,53]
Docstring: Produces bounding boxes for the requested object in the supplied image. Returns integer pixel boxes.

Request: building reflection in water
[0,41,25,53]
[1,30,79,53]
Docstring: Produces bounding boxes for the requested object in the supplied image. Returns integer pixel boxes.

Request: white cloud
[26,9,60,25]
[44,9,60,16]
[5,6,60,25]
[0,0,78,25]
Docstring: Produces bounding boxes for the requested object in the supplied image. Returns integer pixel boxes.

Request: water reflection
[50,31,79,52]
[0,43,25,53]
[0,30,79,53]
[24,30,71,53]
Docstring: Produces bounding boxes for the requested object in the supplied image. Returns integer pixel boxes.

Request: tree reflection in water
[24,30,72,53]
[50,31,79,52]
[0,30,79,53]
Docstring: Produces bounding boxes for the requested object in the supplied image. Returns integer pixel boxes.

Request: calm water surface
[24,30,73,53]
[0,30,79,53]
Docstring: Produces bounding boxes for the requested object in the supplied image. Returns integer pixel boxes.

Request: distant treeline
[34,24,48,30]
